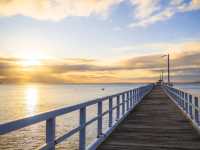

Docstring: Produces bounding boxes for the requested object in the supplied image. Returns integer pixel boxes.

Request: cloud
[0,0,199,27]
[0,46,200,83]
[179,0,200,12]
[0,0,122,21]
[129,0,200,28]
[113,40,200,59]
[129,7,174,28]
[130,0,161,19]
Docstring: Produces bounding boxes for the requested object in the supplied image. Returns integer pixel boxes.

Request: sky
[0,0,200,83]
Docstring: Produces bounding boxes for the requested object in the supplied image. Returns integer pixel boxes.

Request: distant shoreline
[0,82,200,85]
[0,82,148,85]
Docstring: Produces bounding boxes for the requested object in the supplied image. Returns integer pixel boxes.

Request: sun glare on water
[25,86,38,114]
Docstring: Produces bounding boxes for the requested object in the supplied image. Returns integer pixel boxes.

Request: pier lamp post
[162,54,170,85]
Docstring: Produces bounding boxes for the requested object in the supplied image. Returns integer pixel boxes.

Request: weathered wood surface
[97,86,200,150]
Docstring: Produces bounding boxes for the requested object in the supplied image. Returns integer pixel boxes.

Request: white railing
[163,85,200,128]
[0,84,153,150]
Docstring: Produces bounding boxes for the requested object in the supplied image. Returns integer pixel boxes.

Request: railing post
[109,96,113,127]
[97,101,102,137]
[179,91,181,105]
[122,93,125,115]
[180,91,182,107]
[177,90,179,103]
[135,89,137,103]
[136,89,138,102]
[128,91,130,109]
[126,92,129,111]
[178,90,181,106]
[172,88,175,99]
[132,90,135,106]
[116,95,120,121]
[134,89,136,104]
[185,93,188,113]
[142,87,144,97]
[138,88,141,101]
[176,90,178,103]
[182,91,185,109]
[180,91,183,108]
[130,90,133,108]
[181,91,183,107]
[194,97,199,125]
[138,88,140,101]
[189,95,193,119]
[172,88,174,97]
[133,90,135,106]
[46,118,55,150]
[79,107,86,150]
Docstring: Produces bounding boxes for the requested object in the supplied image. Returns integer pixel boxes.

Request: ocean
[0,83,199,149]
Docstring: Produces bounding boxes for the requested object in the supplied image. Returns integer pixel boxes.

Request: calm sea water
[0,83,199,149]
[0,83,145,149]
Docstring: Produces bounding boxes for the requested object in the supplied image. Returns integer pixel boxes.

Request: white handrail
[163,85,200,129]
[0,84,153,150]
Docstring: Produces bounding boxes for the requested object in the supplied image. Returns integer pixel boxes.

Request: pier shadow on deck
[97,86,200,150]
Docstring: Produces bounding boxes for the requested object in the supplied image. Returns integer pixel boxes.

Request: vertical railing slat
[130,90,133,108]
[116,95,120,121]
[189,94,193,119]
[97,101,102,137]
[134,89,136,105]
[179,91,181,105]
[133,90,135,106]
[194,97,199,125]
[182,91,185,109]
[185,93,188,113]
[126,92,129,111]
[181,91,183,108]
[46,118,55,150]
[79,107,86,150]
[109,96,113,127]
[136,89,138,103]
[122,93,125,115]
[177,90,179,104]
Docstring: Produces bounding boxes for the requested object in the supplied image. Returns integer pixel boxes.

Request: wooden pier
[98,86,200,150]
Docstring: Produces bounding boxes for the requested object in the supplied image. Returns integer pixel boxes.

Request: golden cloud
[129,0,200,28]
[0,0,199,27]
[0,0,122,21]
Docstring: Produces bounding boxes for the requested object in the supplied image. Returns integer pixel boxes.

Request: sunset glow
[20,58,41,67]
[0,0,199,83]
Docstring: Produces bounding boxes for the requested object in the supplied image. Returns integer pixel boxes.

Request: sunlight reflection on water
[0,84,145,149]
[0,84,199,149]
[25,86,38,115]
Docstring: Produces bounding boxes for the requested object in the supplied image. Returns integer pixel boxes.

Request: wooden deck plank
[97,86,200,150]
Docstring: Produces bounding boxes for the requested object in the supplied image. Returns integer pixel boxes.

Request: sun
[20,58,41,67]
[18,52,47,67]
